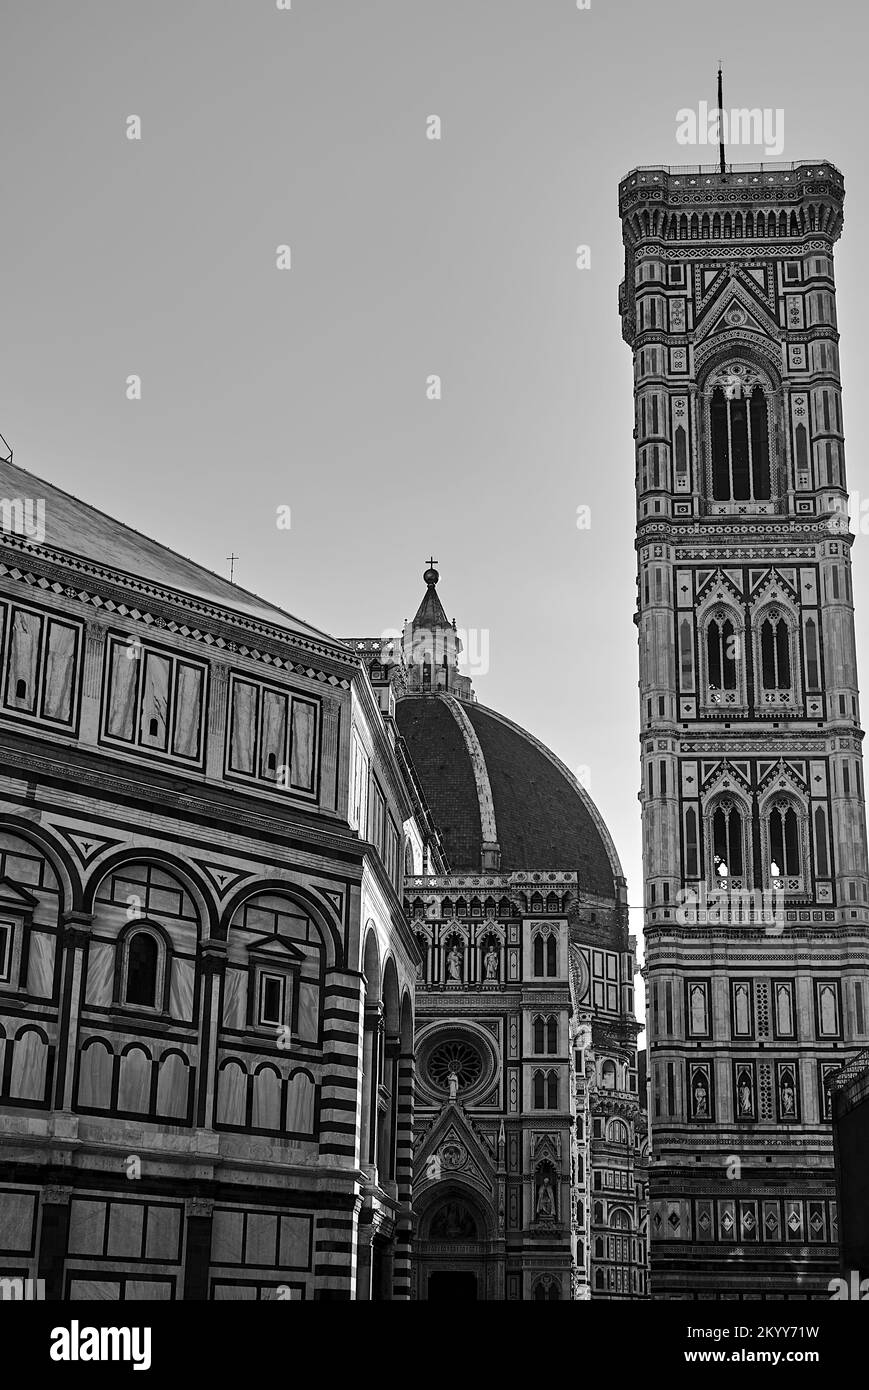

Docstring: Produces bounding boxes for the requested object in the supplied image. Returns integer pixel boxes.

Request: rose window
[427,1040,483,1093]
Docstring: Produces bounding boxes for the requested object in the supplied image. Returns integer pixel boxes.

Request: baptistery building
[0,453,435,1301]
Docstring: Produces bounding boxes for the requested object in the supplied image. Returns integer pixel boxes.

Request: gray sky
[3,0,869,972]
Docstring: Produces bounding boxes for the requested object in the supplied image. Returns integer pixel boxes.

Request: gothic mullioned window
[761,794,809,893]
[760,612,791,690]
[533,1015,558,1054]
[701,606,746,710]
[767,799,801,878]
[533,1069,559,1109]
[705,361,775,505]
[710,799,744,880]
[532,928,558,978]
[706,612,738,692]
[751,604,799,711]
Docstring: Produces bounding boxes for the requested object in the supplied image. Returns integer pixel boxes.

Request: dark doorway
[427,1271,478,1300]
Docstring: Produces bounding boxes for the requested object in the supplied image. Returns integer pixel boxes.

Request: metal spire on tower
[717,61,726,175]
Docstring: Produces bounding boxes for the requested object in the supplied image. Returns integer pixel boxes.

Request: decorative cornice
[0,547,353,689]
[0,742,359,861]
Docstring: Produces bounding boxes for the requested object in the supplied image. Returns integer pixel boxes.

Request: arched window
[546,935,557,976]
[768,800,801,876]
[608,1119,628,1145]
[760,611,791,690]
[711,800,743,878]
[685,806,699,878]
[706,611,738,692]
[534,932,557,978]
[546,1017,558,1054]
[533,936,545,976]
[533,1070,546,1109]
[709,368,772,501]
[124,931,159,1007]
[547,1071,558,1108]
[533,1017,545,1053]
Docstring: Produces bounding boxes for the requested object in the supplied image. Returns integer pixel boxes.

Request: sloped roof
[0,456,337,641]
[412,573,451,631]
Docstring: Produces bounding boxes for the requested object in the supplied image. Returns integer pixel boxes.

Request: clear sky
[3,0,869,1003]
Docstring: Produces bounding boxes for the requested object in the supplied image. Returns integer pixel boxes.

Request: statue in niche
[483,942,499,981]
[536,1173,556,1220]
[693,1071,709,1117]
[780,1072,796,1116]
[446,943,462,982]
[738,1070,754,1115]
[447,1068,459,1102]
[689,984,707,1035]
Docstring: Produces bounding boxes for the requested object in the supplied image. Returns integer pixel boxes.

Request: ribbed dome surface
[395,695,617,896]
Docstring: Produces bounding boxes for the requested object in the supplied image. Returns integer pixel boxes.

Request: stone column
[392,1036,415,1300]
[80,620,107,745]
[355,1216,376,1301]
[53,913,93,1111]
[183,1197,214,1300]
[194,940,227,1129]
[361,1002,383,1177]
[37,1185,72,1301]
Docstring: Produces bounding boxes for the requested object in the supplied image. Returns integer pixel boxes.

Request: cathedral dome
[395,694,622,894]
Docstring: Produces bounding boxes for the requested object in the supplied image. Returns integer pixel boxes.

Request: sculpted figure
[536,1175,556,1219]
[483,944,498,980]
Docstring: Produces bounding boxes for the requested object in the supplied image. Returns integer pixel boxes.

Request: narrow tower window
[712,801,743,878]
[706,613,738,692]
[685,807,699,878]
[769,802,800,876]
[760,613,791,690]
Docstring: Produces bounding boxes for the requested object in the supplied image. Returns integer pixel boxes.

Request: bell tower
[619,159,869,1296]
